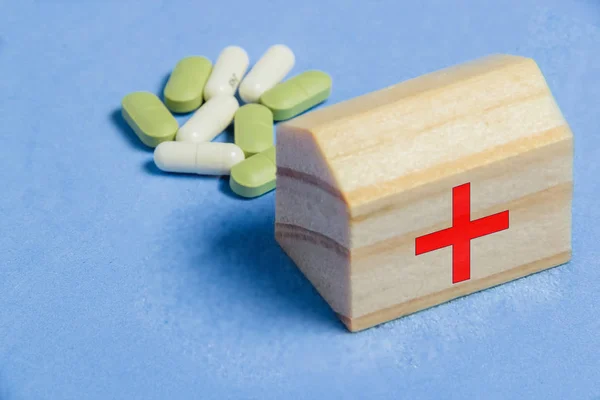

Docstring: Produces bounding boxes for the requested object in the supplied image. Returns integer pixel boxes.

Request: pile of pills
[121,45,332,198]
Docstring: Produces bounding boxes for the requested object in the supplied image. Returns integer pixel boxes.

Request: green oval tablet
[259,70,332,121]
[163,56,213,113]
[234,104,274,157]
[121,91,179,148]
[230,146,276,198]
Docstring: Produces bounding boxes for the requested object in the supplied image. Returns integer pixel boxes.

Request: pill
[163,56,213,113]
[154,141,245,175]
[204,46,249,101]
[259,70,332,121]
[121,91,179,148]
[238,44,295,103]
[229,146,276,198]
[234,104,274,157]
[176,95,239,143]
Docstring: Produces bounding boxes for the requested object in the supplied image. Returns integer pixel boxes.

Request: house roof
[277,54,573,212]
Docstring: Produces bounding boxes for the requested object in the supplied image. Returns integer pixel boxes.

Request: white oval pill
[239,45,295,103]
[204,46,249,101]
[154,142,245,175]
[176,95,239,143]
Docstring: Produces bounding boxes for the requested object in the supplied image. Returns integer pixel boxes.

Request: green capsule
[234,104,274,157]
[121,92,178,148]
[230,146,276,198]
[163,56,213,113]
[259,70,332,121]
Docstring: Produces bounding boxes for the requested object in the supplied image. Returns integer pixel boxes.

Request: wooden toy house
[275,54,573,332]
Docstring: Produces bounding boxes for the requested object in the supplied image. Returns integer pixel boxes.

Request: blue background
[1,0,599,399]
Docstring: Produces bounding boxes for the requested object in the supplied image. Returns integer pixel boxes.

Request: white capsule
[239,45,295,103]
[203,46,249,100]
[176,95,239,143]
[154,141,245,175]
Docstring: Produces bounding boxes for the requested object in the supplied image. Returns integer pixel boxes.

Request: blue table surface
[1,1,599,399]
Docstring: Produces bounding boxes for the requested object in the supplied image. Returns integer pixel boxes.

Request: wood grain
[275,53,574,332]
[338,251,571,332]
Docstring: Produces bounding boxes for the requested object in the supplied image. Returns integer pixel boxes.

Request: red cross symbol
[415,183,510,284]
